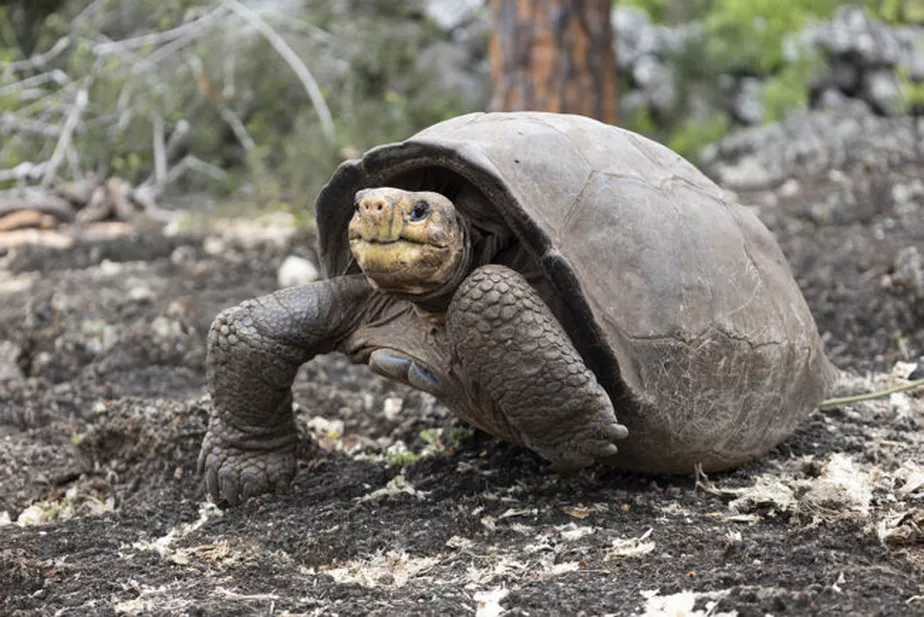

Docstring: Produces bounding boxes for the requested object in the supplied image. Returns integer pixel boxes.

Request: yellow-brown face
[348,187,467,296]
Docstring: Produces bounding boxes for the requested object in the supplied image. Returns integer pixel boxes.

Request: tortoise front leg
[446,265,628,470]
[200,274,372,504]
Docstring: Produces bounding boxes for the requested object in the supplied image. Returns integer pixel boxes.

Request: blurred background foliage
[0,0,921,213]
[0,0,470,213]
[619,0,924,157]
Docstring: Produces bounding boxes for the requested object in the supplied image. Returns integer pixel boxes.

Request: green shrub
[618,0,918,161]
[0,0,468,215]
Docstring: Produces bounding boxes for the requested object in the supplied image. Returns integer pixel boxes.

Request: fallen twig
[0,192,75,221]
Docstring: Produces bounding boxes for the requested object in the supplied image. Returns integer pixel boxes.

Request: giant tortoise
[199,111,836,504]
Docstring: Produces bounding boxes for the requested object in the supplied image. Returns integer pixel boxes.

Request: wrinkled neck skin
[388,217,474,317]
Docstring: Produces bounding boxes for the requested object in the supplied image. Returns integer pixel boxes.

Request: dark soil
[1,120,923,616]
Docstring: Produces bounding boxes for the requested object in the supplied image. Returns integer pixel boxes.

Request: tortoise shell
[315,112,836,473]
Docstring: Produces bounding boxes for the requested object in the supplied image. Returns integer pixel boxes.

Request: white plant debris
[466,551,588,587]
[382,396,404,420]
[356,474,428,502]
[558,522,596,542]
[801,453,873,516]
[727,476,797,515]
[466,555,529,584]
[480,507,537,532]
[605,528,655,561]
[128,502,223,564]
[895,462,924,497]
[16,485,116,526]
[636,589,736,617]
[319,550,438,589]
[445,535,474,550]
[115,581,195,616]
[473,587,509,617]
[562,505,591,518]
[876,509,924,546]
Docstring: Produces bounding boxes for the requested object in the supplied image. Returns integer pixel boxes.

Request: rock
[632,55,677,112]
[613,5,659,69]
[887,246,924,295]
[830,59,861,93]
[891,179,924,206]
[808,6,903,66]
[277,255,320,288]
[863,69,905,115]
[896,27,924,80]
[702,108,923,188]
[0,341,23,382]
[169,245,198,266]
[733,77,765,125]
[202,236,226,256]
[817,87,851,110]
[708,156,776,191]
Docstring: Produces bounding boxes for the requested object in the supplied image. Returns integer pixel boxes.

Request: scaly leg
[199,275,372,504]
[446,265,628,470]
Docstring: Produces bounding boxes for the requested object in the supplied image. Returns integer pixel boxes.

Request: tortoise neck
[404,218,474,316]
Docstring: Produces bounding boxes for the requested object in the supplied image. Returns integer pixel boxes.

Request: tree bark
[488,0,619,125]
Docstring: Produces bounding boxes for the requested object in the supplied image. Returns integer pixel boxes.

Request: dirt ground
[1,114,923,616]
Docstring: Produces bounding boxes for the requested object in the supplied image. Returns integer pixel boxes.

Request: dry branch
[152,113,167,185]
[2,0,338,217]
[41,84,90,189]
[224,0,335,142]
[92,6,230,56]
[0,71,69,97]
[4,38,71,73]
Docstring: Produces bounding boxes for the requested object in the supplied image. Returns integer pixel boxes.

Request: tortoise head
[348,187,469,298]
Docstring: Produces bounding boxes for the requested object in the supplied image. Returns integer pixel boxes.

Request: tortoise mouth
[349,237,457,295]
[353,236,448,249]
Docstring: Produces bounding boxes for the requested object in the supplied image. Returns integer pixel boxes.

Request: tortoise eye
[409,200,430,222]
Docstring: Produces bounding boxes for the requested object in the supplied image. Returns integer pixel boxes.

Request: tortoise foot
[530,416,629,473]
[198,416,296,506]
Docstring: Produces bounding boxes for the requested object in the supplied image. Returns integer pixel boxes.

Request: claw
[368,349,412,380]
[597,443,619,458]
[199,419,296,505]
[408,362,440,394]
[369,348,442,396]
[601,422,629,441]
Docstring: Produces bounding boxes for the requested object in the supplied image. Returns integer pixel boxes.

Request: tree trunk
[488,0,619,125]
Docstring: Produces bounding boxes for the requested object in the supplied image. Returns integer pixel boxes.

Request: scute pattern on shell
[315,111,836,473]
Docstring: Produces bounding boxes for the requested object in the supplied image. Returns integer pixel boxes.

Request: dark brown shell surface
[315,112,837,473]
